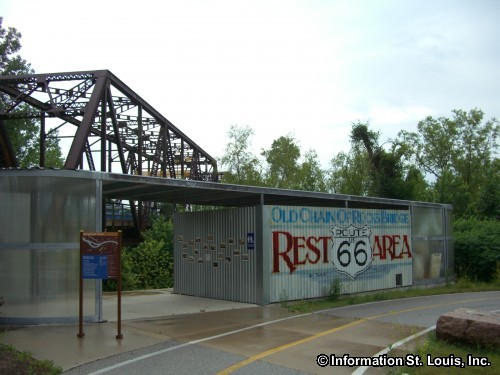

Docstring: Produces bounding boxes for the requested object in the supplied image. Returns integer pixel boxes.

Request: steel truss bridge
[0,70,219,230]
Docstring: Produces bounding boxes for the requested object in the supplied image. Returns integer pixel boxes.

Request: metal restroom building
[173,189,453,305]
[0,169,453,323]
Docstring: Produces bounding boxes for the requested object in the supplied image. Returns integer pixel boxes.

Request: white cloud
[1,0,499,168]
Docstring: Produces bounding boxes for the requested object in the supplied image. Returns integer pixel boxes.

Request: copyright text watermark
[316,353,491,368]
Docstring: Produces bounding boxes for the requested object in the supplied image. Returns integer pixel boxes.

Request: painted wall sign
[331,224,372,278]
[266,206,412,302]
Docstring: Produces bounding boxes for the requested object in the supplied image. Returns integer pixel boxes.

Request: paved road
[64,291,500,374]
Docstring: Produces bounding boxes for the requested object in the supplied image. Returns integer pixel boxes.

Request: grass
[0,342,62,375]
[395,331,500,375]
[284,278,500,313]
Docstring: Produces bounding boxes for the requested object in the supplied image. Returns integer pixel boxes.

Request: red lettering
[401,235,412,258]
[272,231,295,273]
[305,237,320,264]
[272,232,331,273]
[320,236,329,264]
[392,235,403,259]
[383,235,395,260]
[293,236,307,266]
[373,236,386,260]
[373,234,412,261]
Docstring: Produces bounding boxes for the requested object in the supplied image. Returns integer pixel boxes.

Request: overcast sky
[2,0,499,168]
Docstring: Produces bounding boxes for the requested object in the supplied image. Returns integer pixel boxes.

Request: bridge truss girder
[0,70,220,230]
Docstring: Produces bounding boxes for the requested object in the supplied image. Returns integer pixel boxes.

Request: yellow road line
[217,296,500,374]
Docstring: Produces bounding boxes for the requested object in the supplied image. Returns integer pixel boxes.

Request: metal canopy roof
[1,169,452,210]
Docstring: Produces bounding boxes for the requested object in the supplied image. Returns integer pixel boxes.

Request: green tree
[261,134,301,189]
[349,121,419,199]
[0,17,32,76]
[475,158,500,219]
[295,149,328,192]
[3,117,64,167]
[260,135,327,191]
[404,165,432,202]
[397,109,499,216]
[0,17,64,168]
[454,217,500,282]
[219,125,263,185]
[328,145,371,196]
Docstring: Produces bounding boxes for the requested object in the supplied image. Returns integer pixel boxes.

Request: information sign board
[78,231,123,339]
[82,255,108,279]
[80,232,120,279]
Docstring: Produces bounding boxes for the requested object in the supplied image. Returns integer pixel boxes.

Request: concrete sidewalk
[102,289,256,320]
[0,289,258,372]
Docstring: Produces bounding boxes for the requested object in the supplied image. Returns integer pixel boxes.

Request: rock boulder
[436,308,500,348]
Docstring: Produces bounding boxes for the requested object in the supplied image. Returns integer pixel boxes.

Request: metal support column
[256,193,268,305]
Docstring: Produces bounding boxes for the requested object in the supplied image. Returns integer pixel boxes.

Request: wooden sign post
[78,231,123,339]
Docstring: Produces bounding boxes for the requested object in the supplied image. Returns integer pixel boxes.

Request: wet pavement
[0,289,259,371]
[1,290,499,374]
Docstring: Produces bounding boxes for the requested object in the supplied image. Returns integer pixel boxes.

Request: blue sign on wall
[82,255,109,279]
[247,232,255,250]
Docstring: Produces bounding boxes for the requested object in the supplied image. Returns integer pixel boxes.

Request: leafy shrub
[279,289,289,308]
[104,215,174,291]
[454,218,500,282]
[323,278,342,301]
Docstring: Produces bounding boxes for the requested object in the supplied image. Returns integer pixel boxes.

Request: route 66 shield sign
[331,224,372,279]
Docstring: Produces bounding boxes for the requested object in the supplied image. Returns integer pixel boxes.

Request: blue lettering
[313,210,325,223]
[352,210,363,224]
[300,208,311,223]
[272,207,283,222]
[287,210,298,223]
[337,209,349,223]
[272,207,409,226]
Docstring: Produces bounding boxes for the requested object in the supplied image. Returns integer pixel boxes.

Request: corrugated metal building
[0,169,452,323]
[174,202,452,305]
